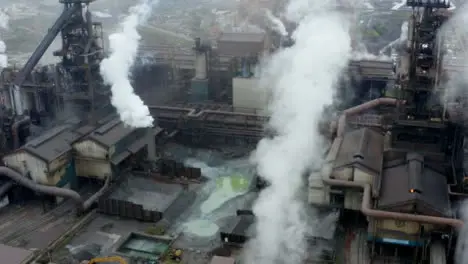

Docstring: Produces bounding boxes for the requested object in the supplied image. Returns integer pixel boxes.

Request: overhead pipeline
[336,98,399,137]
[323,178,463,228]
[0,166,110,213]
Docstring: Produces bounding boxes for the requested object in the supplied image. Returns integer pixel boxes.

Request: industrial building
[73,116,153,179]
[0,0,464,263]
[3,125,80,187]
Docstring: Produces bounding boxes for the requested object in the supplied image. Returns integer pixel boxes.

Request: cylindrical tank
[195,52,207,79]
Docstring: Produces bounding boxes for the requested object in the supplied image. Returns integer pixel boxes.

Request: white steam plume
[0,9,9,67]
[439,5,468,122]
[440,6,468,264]
[264,9,287,36]
[100,0,157,128]
[244,0,352,263]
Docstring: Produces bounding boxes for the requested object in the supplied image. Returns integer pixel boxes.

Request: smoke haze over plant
[244,0,352,263]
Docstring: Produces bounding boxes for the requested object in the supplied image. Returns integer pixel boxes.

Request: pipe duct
[323,178,463,228]
[0,166,110,213]
[336,98,399,137]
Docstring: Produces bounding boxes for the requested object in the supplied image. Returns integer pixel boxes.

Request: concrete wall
[232,77,269,112]
[73,139,111,179]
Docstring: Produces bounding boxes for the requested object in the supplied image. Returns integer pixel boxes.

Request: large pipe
[0,166,84,207]
[0,181,13,198]
[0,166,111,213]
[12,116,30,149]
[323,178,463,228]
[336,98,399,137]
[82,174,111,211]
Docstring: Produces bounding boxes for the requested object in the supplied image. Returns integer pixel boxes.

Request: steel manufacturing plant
[0,0,467,263]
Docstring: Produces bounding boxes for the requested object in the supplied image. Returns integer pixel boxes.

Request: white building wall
[3,151,48,184]
[73,139,111,179]
[73,139,108,159]
[232,77,269,113]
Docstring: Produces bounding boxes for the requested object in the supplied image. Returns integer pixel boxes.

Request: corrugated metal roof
[333,128,384,175]
[88,117,136,148]
[0,243,32,264]
[22,125,80,162]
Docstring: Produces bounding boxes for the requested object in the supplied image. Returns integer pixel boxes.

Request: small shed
[3,125,80,186]
[72,116,149,179]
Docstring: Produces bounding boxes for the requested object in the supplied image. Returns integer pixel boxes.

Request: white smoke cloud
[244,0,352,263]
[100,0,157,128]
[439,6,468,122]
[0,9,9,68]
[264,9,287,36]
[440,7,468,264]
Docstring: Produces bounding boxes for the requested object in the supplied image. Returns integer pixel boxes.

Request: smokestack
[147,127,156,161]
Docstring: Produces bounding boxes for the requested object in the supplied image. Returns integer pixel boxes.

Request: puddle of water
[183,219,219,237]
[200,174,251,214]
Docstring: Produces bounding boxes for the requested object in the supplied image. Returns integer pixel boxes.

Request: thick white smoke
[440,6,468,264]
[245,1,352,263]
[100,0,157,128]
[264,10,287,36]
[439,6,468,101]
[0,9,9,67]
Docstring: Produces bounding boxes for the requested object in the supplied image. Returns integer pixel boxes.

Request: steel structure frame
[149,105,267,145]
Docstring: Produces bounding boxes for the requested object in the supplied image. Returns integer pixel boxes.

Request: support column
[147,127,156,161]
